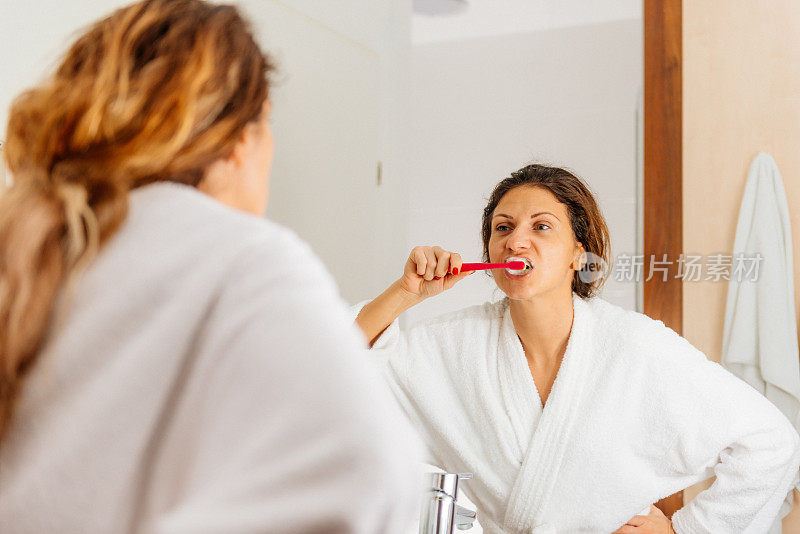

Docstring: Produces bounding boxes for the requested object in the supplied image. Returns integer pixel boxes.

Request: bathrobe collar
[501,292,595,532]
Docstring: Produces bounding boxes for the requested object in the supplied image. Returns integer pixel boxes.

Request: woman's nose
[506,228,532,250]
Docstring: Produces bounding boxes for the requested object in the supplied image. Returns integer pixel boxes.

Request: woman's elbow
[786,425,800,469]
[772,416,800,472]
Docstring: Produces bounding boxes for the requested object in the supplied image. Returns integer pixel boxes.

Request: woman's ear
[227,127,253,169]
[572,242,587,270]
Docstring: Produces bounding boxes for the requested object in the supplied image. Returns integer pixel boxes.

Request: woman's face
[488,186,585,301]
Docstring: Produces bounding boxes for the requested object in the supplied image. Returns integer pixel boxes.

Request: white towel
[722,152,800,530]
[354,293,800,532]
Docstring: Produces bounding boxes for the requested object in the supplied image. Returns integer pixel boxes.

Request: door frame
[644,0,683,515]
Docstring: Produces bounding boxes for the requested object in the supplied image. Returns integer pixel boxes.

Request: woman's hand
[612,505,676,534]
[356,246,472,346]
[398,246,473,301]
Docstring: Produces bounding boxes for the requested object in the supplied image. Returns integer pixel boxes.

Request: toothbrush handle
[460,262,516,272]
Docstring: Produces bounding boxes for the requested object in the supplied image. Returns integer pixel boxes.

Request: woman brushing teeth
[503,257,534,277]
[353,163,800,533]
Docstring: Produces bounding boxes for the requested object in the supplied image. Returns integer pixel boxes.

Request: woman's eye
[534,223,550,231]
[495,224,510,231]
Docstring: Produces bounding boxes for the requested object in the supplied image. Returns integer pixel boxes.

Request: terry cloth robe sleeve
[349,300,441,467]
[634,315,800,534]
[142,234,425,534]
[350,300,538,534]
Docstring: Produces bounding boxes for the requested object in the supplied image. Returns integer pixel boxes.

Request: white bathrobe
[354,292,800,533]
[0,182,423,534]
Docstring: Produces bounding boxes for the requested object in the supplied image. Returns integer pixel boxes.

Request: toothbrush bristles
[506,260,531,274]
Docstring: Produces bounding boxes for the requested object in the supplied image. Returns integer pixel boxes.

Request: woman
[0,1,422,532]
[355,164,800,533]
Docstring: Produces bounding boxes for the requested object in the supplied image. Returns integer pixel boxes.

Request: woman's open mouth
[505,257,533,278]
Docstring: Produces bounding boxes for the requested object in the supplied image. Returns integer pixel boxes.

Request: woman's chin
[496,275,569,302]
[497,282,540,301]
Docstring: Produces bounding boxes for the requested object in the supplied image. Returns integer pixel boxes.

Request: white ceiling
[412,0,642,44]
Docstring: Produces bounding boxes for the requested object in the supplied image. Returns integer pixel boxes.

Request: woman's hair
[481,163,611,299]
[0,0,273,445]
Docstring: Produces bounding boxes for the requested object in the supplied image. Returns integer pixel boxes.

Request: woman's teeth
[506,258,533,275]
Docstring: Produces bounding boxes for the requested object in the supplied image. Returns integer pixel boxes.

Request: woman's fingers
[433,246,451,278]
[423,248,437,280]
[611,518,647,533]
[450,252,463,275]
[625,515,648,526]
[442,252,474,289]
[648,505,666,518]
[611,506,672,534]
[410,247,427,276]
[407,246,469,285]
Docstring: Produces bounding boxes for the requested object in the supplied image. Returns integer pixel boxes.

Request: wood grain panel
[644,0,682,334]
[644,0,684,516]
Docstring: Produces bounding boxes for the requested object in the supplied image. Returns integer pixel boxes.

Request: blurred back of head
[0,0,273,446]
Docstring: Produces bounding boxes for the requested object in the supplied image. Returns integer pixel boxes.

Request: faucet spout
[418,472,478,534]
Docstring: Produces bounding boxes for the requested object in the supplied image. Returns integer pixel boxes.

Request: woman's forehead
[494,186,565,218]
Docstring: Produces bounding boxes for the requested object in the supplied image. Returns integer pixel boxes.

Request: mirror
[237,1,644,324]
[0,0,643,317]
[404,1,643,326]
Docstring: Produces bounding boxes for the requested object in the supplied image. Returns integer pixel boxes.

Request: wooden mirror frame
[644,0,684,517]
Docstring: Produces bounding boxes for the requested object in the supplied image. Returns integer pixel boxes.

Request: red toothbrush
[456,261,525,273]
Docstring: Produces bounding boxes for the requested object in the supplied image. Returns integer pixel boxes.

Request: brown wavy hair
[481,164,612,298]
[0,0,273,445]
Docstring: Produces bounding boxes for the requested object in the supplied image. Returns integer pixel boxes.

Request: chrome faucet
[419,472,478,534]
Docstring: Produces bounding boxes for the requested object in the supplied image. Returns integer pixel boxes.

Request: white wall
[412,0,641,44]
[403,18,643,326]
[0,0,132,136]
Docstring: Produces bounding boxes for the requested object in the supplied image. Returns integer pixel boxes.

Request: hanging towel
[722,152,800,429]
[722,152,800,531]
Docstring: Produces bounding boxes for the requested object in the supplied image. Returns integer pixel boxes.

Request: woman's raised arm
[355,246,473,346]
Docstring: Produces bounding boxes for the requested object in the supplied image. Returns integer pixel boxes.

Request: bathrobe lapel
[502,294,596,532]
[497,301,543,463]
